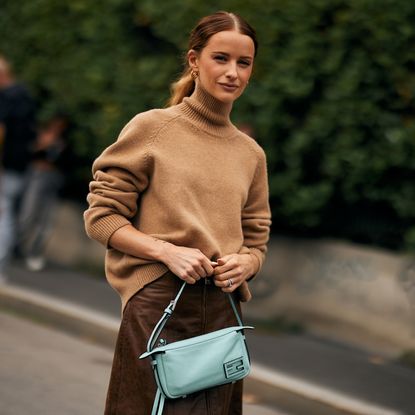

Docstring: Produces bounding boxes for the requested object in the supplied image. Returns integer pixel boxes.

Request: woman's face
[188,30,255,104]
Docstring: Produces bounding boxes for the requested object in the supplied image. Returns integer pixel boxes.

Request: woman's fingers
[216,275,240,292]
[177,264,203,283]
[165,246,217,282]
[213,256,236,275]
[214,273,239,286]
[201,258,216,276]
[213,265,240,291]
[213,254,253,292]
[191,256,214,279]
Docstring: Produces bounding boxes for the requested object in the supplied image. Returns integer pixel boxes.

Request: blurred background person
[16,112,71,271]
[0,55,36,282]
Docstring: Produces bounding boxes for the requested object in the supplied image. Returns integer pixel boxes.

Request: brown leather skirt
[104,270,243,415]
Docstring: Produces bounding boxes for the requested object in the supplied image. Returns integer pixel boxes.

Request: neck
[179,82,235,136]
[192,81,233,124]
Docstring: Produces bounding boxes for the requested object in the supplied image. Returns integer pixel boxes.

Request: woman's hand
[213,254,256,293]
[159,242,216,284]
[108,226,215,284]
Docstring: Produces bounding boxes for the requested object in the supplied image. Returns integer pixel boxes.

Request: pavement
[1,311,110,415]
[1,261,415,415]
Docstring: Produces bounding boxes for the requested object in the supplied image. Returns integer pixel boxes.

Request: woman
[84,10,271,415]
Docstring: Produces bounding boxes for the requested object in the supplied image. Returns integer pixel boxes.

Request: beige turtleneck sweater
[84,84,271,311]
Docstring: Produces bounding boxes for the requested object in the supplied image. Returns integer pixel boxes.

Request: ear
[187,49,199,71]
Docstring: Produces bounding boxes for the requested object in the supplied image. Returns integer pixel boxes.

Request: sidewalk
[1,262,414,415]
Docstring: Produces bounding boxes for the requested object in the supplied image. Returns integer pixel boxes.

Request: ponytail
[167,68,195,107]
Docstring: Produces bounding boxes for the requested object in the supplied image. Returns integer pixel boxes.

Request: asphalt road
[0,309,284,415]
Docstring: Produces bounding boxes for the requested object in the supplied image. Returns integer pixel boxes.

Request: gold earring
[191,69,199,80]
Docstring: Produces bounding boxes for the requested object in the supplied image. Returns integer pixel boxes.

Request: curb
[248,365,401,415]
[0,283,119,348]
[0,282,404,415]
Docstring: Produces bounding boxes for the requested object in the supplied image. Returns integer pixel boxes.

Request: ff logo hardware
[224,357,245,378]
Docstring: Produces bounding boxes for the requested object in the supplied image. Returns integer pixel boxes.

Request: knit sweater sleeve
[84,113,155,246]
[238,148,272,278]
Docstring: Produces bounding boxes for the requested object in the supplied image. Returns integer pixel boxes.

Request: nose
[225,61,237,80]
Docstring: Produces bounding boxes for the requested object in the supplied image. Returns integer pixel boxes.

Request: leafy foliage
[1,0,414,249]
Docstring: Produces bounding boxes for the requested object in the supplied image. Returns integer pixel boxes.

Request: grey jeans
[17,167,63,258]
[0,170,25,271]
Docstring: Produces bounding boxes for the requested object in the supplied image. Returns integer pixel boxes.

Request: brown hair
[167,11,258,107]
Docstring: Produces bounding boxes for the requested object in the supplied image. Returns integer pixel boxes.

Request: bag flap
[139,325,253,359]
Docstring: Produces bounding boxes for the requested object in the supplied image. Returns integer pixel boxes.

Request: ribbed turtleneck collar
[178,82,236,137]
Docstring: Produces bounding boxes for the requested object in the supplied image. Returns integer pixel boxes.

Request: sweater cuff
[86,214,131,247]
[249,248,263,272]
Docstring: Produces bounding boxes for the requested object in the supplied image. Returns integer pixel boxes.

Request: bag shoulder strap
[151,388,165,415]
[146,281,243,353]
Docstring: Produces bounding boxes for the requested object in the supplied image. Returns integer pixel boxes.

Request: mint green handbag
[139,281,253,415]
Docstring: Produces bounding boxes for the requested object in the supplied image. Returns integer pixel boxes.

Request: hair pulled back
[167,11,257,107]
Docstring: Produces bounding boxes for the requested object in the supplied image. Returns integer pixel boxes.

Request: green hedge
[1,0,414,250]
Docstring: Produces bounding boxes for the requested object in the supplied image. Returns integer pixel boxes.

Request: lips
[218,83,239,91]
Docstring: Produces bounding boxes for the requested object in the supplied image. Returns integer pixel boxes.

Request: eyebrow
[211,51,253,60]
